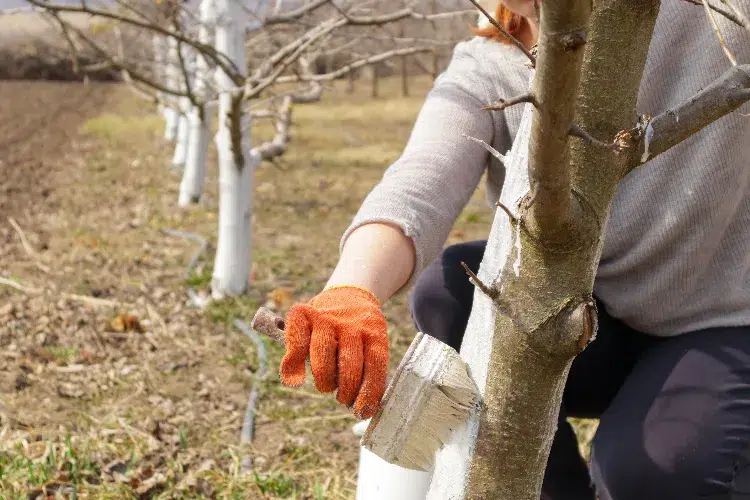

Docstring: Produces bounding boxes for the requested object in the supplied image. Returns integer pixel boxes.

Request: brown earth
[0,77,598,499]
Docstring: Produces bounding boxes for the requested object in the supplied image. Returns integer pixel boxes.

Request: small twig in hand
[461,261,499,300]
[568,124,623,152]
[466,0,536,67]
[482,93,537,112]
[703,0,738,66]
[463,134,506,163]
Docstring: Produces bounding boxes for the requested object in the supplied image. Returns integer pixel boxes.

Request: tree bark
[179,0,215,206]
[427,1,662,498]
[211,0,258,297]
[163,36,180,141]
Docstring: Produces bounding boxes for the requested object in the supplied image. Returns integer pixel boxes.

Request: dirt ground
[0,77,597,499]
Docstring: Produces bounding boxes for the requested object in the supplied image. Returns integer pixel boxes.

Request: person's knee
[590,425,737,500]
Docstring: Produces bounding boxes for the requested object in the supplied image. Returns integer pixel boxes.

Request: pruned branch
[633,63,750,166]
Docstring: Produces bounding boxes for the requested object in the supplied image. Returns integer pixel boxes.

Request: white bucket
[352,419,433,500]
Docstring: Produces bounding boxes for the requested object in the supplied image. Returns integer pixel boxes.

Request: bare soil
[0,77,597,499]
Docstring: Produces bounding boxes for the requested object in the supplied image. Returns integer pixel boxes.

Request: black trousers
[409,240,750,499]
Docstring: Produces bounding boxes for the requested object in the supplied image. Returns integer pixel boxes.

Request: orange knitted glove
[279,286,389,419]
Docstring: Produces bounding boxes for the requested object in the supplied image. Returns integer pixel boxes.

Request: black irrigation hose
[163,228,266,471]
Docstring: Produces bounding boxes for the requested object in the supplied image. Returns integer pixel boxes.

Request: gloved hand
[279,286,389,419]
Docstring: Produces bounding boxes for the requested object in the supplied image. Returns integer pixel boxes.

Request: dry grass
[0,75,597,499]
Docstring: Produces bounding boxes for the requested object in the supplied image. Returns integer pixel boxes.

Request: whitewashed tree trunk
[179,0,215,206]
[211,0,257,297]
[172,104,190,169]
[163,36,180,141]
[427,88,535,500]
[152,34,167,116]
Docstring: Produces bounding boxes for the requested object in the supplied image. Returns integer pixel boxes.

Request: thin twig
[463,134,506,163]
[461,261,498,300]
[683,0,750,29]
[495,201,519,224]
[703,0,738,65]
[466,0,536,66]
[481,93,537,111]
[720,0,750,29]
[568,124,622,152]
[8,217,50,273]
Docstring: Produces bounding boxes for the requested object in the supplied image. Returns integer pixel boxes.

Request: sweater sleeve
[339,40,496,291]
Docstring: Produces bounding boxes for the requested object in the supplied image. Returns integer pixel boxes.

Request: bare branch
[273,46,432,83]
[25,0,243,84]
[264,0,331,25]
[466,0,536,66]
[461,261,499,300]
[568,124,622,152]
[720,0,750,29]
[482,93,537,112]
[526,0,591,238]
[683,0,750,30]
[634,64,750,166]
[254,96,294,160]
[702,0,738,65]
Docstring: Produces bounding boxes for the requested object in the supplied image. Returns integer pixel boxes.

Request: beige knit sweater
[341,1,750,335]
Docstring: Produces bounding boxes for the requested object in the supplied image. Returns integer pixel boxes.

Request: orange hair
[472,4,528,44]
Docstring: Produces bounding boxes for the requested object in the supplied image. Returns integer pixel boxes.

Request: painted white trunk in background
[172,43,195,170]
[211,0,256,297]
[164,36,180,141]
[179,0,215,206]
[426,97,534,499]
[172,105,190,169]
[152,34,167,116]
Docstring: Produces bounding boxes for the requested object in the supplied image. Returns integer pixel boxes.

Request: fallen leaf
[109,313,143,333]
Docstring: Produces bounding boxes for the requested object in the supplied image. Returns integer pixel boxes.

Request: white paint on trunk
[152,34,166,116]
[426,93,535,500]
[172,107,190,168]
[179,0,215,205]
[210,0,257,297]
[163,36,181,141]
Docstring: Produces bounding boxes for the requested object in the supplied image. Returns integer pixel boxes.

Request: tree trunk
[371,64,379,98]
[179,0,214,206]
[211,0,257,297]
[163,36,180,141]
[347,66,356,94]
[427,1,661,498]
[152,34,166,117]
[171,106,190,169]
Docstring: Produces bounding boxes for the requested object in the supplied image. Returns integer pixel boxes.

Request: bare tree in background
[420,0,750,499]
[26,0,476,298]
